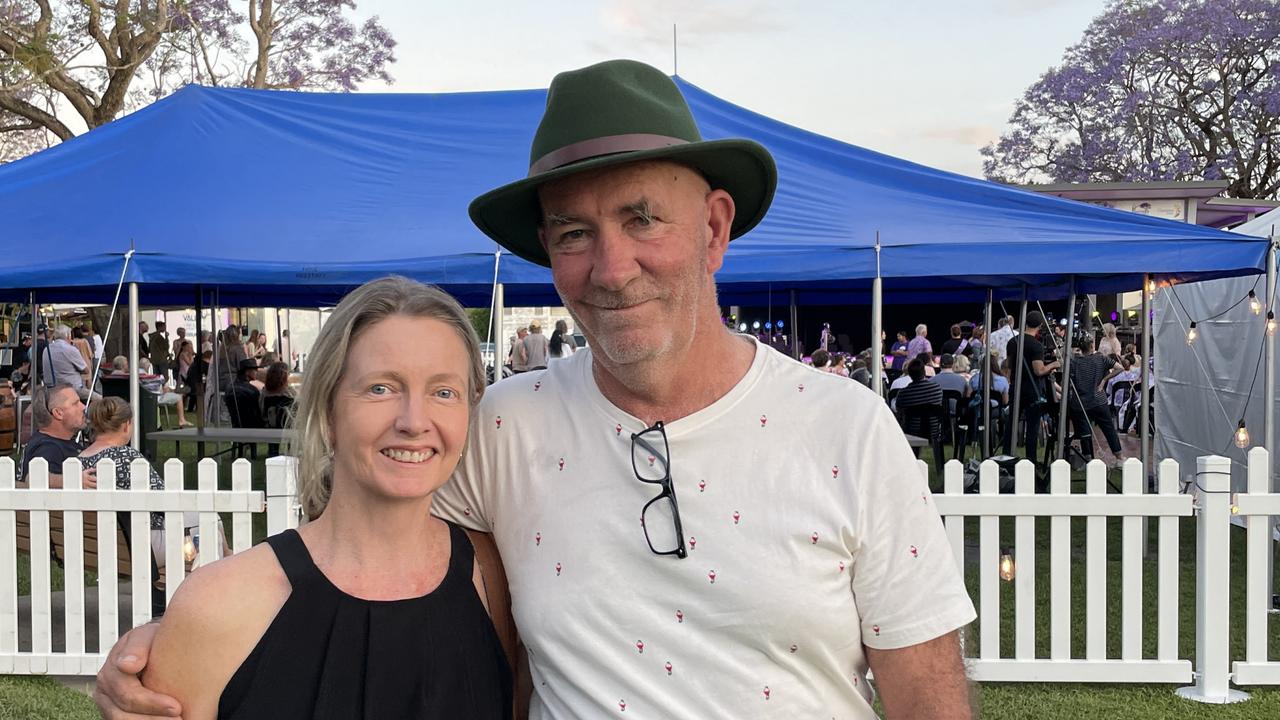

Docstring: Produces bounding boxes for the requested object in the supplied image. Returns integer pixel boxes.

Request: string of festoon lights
[1166,274,1276,450]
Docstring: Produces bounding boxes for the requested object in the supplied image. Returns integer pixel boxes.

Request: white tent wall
[1155,208,1280,492]
[1155,273,1272,491]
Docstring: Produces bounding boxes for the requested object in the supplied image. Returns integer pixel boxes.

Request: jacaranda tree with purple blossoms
[982,0,1280,199]
[0,0,395,162]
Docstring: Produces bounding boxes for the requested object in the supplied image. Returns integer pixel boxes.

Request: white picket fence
[930,447,1280,703]
[0,455,301,676]
[0,448,1277,704]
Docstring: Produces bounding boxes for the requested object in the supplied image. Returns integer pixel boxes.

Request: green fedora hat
[468,59,777,267]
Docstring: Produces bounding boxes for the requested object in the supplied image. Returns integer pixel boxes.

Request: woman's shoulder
[146,543,291,715]
[154,543,292,668]
[170,543,290,617]
[80,445,132,462]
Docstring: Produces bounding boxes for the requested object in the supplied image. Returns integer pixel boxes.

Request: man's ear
[703,188,735,274]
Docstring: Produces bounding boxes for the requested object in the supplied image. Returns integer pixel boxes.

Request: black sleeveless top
[218,523,512,719]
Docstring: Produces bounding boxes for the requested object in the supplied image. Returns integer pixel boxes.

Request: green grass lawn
[5,440,1280,716]
[0,675,98,720]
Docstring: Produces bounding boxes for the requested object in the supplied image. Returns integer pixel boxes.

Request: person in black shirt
[225,359,265,428]
[21,383,95,488]
[1067,336,1125,462]
[1004,311,1061,462]
[897,359,945,440]
[940,323,964,357]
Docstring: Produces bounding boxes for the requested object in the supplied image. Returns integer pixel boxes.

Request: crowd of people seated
[799,314,1151,469]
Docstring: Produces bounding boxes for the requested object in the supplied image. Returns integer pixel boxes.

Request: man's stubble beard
[559,254,711,374]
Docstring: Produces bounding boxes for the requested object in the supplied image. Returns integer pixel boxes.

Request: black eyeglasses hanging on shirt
[631,421,688,559]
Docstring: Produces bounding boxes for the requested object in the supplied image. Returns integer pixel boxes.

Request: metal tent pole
[983,289,993,457]
[274,308,283,358]
[1140,274,1152,470]
[194,286,205,457]
[488,250,504,383]
[1266,239,1277,471]
[1009,287,1030,456]
[128,283,140,450]
[1265,239,1277,603]
[790,290,799,360]
[28,292,37,443]
[1055,279,1078,462]
[871,233,884,396]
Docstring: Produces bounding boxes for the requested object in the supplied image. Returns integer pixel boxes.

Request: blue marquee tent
[0,79,1266,306]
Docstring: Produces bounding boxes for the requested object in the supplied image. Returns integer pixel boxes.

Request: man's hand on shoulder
[94,622,182,718]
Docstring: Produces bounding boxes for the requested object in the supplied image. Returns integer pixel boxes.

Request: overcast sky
[360,0,1109,178]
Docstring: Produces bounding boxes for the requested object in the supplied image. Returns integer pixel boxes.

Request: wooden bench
[11,481,174,584]
[15,506,138,579]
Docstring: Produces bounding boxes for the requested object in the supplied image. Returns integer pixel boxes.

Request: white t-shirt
[434,339,975,719]
[989,326,1015,366]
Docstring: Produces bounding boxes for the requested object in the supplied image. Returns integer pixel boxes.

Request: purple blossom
[983,0,1280,199]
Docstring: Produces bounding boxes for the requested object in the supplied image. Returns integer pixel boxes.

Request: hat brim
[469,139,777,267]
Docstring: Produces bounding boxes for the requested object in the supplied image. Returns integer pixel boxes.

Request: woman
[139,358,192,428]
[548,319,575,360]
[918,351,937,378]
[952,354,971,380]
[71,325,94,385]
[250,330,269,361]
[966,325,986,364]
[175,340,195,390]
[79,397,168,563]
[1099,323,1122,358]
[261,361,295,430]
[144,277,513,719]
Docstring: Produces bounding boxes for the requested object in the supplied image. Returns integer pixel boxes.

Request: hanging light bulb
[1186,321,1198,345]
[999,552,1016,582]
[1269,311,1277,337]
[1235,420,1250,449]
[1146,279,1156,300]
[1249,290,1262,315]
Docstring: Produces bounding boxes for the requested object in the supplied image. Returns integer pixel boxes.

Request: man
[148,321,172,383]
[279,329,295,371]
[933,353,970,397]
[906,323,931,362]
[224,358,265,428]
[1068,335,1125,465]
[509,326,529,373]
[97,60,974,719]
[519,320,551,371]
[849,353,873,388]
[889,330,910,372]
[31,324,50,386]
[896,359,945,442]
[1004,311,1060,462]
[41,324,87,391]
[940,324,964,357]
[137,321,150,362]
[989,316,1015,370]
[20,383,95,488]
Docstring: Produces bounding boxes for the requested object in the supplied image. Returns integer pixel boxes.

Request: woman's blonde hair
[89,396,132,437]
[293,276,484,518]
[953,354,971,374]
[1102,322,1117,338]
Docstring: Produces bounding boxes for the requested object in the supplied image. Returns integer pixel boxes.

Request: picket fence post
[266,456,302,536]
[1176,455,1249,703]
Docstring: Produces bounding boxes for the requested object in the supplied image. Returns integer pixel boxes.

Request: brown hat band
[528,133,689,176]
